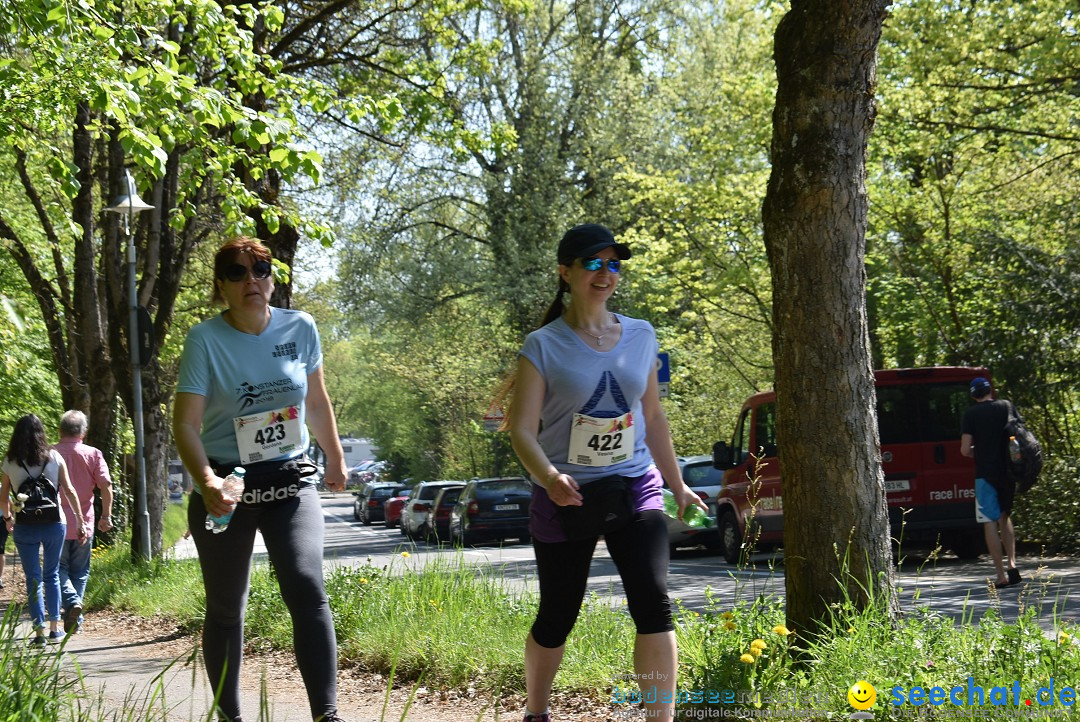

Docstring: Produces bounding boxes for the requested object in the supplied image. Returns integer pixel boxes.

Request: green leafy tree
[869,0,1080,453]
[0,0,406,556]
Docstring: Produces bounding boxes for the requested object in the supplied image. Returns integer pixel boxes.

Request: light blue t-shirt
[176,307,322,463]
[519,314,658,483]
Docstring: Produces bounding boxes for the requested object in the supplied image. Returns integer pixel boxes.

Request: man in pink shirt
[53,410,115,633]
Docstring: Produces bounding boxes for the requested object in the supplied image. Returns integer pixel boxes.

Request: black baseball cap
[557,224,632,265]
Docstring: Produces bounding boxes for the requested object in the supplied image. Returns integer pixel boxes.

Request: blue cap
[970,377,992,397]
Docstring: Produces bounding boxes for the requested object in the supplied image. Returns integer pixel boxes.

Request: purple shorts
[529,467,664,543]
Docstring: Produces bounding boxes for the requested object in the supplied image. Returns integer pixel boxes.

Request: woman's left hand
[322,460,347,493]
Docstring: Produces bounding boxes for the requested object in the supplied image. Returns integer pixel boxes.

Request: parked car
[401,481,463,540]
[352,482,407,525]
[384,489,411,528]
[664,456,723,550]
[449,477,532,546]
[347,460,387,488]
[426,484,466,543]
[711,366,990,564]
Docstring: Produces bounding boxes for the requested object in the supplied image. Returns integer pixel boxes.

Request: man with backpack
[53,410,114,634]
[961,377,1022,589]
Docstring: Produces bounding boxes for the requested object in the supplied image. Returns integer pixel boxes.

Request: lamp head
[105,170,154,214]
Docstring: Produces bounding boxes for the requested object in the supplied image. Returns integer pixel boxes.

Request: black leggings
[188,486,337,721]
[531,509,673,648]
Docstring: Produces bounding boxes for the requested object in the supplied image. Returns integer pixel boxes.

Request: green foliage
[1011,457,1080,554]
[869,0,1080,454]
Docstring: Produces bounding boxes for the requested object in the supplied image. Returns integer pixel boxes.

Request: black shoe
[1007,568,1022,586]
[28,635,46,647]
[315,715,346,722]
[64,603,82,634]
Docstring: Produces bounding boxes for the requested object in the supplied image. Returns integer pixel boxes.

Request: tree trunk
[761,0,897,637]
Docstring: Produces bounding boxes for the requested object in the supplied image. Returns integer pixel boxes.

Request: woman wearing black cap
[508,223,703,722]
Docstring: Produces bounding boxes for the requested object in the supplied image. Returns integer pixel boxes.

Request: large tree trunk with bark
[762,0,897,637]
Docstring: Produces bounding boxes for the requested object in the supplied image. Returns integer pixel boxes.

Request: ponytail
[539,278,569,328]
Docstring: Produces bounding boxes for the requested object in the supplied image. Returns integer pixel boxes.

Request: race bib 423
[233,405,302,465]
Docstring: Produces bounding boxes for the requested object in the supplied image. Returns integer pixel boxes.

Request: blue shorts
[975,478,1011,522]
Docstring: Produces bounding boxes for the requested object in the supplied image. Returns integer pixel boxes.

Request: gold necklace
[567,313,616,346]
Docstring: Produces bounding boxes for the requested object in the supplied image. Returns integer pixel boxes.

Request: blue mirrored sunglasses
[580,257,621,273]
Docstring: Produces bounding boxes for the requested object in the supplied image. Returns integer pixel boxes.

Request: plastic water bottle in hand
[205,467,246,534]
[661,488,715,528]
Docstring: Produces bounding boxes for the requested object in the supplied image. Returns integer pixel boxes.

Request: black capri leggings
[188,485,337,722]
[531,509,673,648]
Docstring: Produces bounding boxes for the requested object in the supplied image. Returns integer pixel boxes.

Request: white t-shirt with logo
[176,307,322,464]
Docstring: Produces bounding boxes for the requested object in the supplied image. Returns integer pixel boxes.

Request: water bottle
[662,488,715,528]
[205,467,246,534]
[1008,435,1022,464]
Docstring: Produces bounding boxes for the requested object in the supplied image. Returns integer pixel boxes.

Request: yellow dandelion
[359,578,369,584]
[750,639,767,650]
[749,646,762,657]
[739,653,755,664]
[722,612,734,620]
[401,551,411,558]
[724,621,737,631]
[1059,633,1072,644]
[773,624,791,636]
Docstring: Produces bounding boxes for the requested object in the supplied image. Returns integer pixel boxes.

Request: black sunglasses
[222,260,272,282]
[580,257,621,273]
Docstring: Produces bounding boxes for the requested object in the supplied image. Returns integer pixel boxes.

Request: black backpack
[16,461,61,524]
[1003,407,1043,494]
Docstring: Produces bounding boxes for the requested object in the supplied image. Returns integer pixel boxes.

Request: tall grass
[244,553,632,694]
[74,501,1080,720]
[85,497,205,630]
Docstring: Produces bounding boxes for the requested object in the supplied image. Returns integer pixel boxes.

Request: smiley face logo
[848,680,876,710]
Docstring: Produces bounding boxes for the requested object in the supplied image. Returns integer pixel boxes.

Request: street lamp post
[106,170,154,561]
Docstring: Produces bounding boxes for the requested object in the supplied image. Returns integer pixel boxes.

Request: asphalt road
[312,493,1080,633]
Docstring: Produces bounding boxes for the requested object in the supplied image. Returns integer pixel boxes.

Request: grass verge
[71,509,1080,720]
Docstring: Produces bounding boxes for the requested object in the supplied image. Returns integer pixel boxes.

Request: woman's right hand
[545,471,583,507]
[201,476,240,518]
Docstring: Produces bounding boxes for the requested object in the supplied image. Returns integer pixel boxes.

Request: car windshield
[876,382,971,444]
[370,488,395,499]
[683,463,723,488]
[476,480,530,495]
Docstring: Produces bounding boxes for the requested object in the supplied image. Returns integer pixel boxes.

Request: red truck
[711,366,990,564]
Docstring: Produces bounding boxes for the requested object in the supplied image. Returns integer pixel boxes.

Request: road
[311,493,1080,632]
